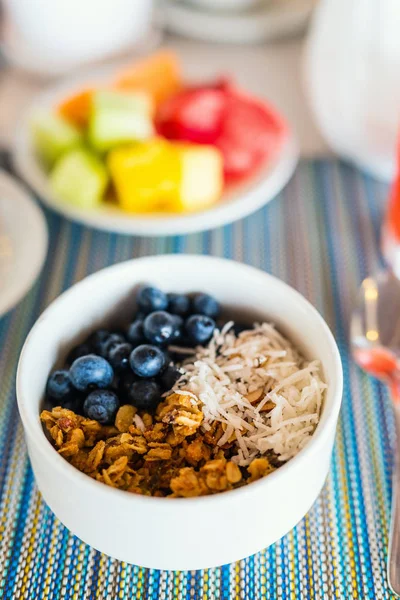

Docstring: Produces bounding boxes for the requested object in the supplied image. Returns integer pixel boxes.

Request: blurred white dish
[164,0,315,44]
[1,0,155,76]
[0,171,48,318]
[12,63,298,237]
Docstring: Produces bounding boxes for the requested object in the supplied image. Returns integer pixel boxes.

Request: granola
[40,395,277,497]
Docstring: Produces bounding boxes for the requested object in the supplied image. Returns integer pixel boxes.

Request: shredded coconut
[172,323,326,467]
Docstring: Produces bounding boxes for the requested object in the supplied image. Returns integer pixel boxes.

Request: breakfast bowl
[16,255,342,570]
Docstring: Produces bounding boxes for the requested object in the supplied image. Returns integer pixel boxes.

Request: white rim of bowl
[17,255,343,505]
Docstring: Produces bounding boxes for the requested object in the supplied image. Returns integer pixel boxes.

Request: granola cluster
[40,392,276,497]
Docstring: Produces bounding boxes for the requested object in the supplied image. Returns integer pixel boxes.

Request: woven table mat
[0,159,395,599]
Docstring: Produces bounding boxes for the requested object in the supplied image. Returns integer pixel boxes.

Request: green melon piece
[31,113,83,167]
[88,90,154,152]
[50,148,108,209]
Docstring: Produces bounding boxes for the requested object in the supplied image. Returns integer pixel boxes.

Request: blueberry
[83,390,119,425]
[100,333,126,358]
[108,342,133,372]
[192,293,220,318]
[61,395,84,414]
[128,379,161,411]
[171,315,184,340]
[167,293,190,317]
[70,354,114,392]
[46,370,75,404]
[143,311,176,345]
[88,329,110,353]
[159,365,183,391]
[137,286,168,314]
[185,315,216,345]
[66,343,93,366]
[127,320,145,346]
[129,344,167,378]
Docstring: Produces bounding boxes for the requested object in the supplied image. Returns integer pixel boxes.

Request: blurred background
[0,0,325,162]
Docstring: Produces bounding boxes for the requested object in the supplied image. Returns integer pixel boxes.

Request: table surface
[0,153,398,599]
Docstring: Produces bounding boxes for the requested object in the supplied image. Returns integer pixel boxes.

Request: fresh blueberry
[118,370,137,396]
[127,379,161,411]
[70,354,114,392]
[88,329,110,353]
[46,370,75,404]
[127,320,145,346]
[159,365,183,391]
[167,293,190,317]
[100,333,126,358]
[66,343,93,366]
[185,315,216,345]
[108,342,133,372]
[171,315,184,340]
[129,344,167,378]
[143,311,176,345]
[61,395,84,414]
[137,286,168,314]
[83,390,119,425]
[192,293,220,318]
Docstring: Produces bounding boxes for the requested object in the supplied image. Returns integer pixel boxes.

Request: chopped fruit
[108,139,223,213]
[50,148,108,209]
[157,80,287,182]
[175,143,223,212]
[57,88,94,129]
[113,51,182,106]
[31,113,82,167]
[156,86,226,144]
[108,139,180,213]
[88,90,154,152]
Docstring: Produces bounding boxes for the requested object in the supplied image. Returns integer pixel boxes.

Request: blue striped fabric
[0,159,396,599]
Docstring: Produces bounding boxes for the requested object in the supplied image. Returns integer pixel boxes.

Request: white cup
[2,0,154,76]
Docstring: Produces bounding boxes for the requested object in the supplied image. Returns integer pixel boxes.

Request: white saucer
[0,171,48,318]
[163,0,315,44]
[12,62,298,237]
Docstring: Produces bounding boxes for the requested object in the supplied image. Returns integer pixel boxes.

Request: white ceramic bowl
[17,255,342,570]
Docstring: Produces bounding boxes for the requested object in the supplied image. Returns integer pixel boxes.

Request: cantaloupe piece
[113,51,182,106]
[57,88,94,129]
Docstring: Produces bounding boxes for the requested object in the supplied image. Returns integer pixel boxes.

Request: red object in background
[156,80,287,182]
[384,139,400,241]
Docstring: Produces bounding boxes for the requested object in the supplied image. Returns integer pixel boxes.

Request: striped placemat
[0,159,396,599]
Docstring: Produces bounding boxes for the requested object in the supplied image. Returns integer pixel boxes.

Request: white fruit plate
[0,170,48,318]
[12,65,298,237]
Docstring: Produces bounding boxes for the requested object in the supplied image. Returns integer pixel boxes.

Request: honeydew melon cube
[31,113,83,167]
[89,90,154,153]
[50,148,108,209]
